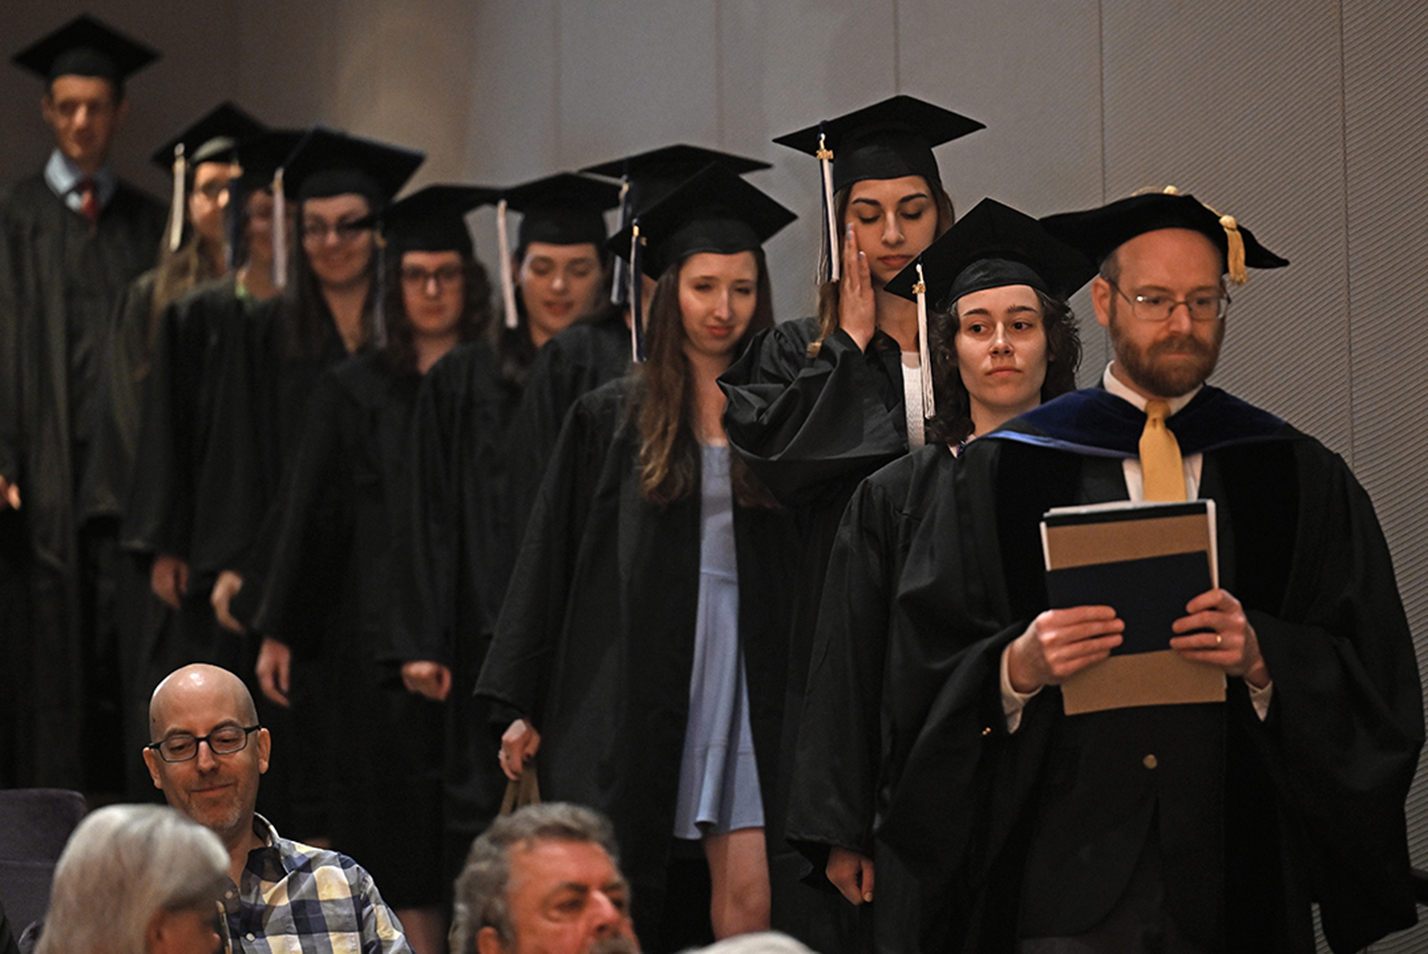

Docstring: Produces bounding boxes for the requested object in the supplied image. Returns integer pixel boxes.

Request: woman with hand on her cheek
[477,165,797,953]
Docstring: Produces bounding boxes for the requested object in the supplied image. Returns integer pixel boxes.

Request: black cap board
[773,94,983,193]
[610,163,795,279]
[232,129,305,193]
[278,126,425,206]
[885,198,1096,309]
[150,102,267,171]
[1039,187,1288,285]
[582,143,772,307]
[357,184,501,258]
[583,144,771,214]
[13,14,158,86]
[502,172,622,250]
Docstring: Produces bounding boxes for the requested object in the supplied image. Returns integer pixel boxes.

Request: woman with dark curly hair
[478,165,798,953]
[248,186,494,954]
[785,199,1094,954]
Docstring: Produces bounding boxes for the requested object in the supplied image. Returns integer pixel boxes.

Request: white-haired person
[34,803,228,954]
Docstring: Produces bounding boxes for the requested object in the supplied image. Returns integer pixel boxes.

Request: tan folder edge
[1043,500,1226,715]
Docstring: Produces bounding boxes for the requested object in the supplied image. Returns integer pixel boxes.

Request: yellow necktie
[1140,399,1186,502]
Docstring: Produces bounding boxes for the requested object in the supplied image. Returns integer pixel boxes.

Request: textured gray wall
[3,1,1426,947]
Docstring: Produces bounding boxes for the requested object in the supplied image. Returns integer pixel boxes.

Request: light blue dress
[672,444,764,838]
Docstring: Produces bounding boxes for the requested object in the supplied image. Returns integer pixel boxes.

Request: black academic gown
[253,352,444,907]
[476,378,798,953]
[786,443,967,954]
[876,387,1423,954]
[0,172,164,788]
[718,317,911,951]
[391,338,522,890]
[500,308,631,581]
[201,294,354,836]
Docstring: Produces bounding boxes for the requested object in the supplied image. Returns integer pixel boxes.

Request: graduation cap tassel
[915,262,934,418]
[610,178,632,307]
[272,168,287,291]
[1219,214,1248,286]
[166,143,187,252]
[497,198,519,330]
[630,221,646,363]
[817,126,839,283]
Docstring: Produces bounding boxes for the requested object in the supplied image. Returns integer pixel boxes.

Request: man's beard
[1108,310,1223,398]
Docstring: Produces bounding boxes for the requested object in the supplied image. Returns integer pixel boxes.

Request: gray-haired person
[451,803,640,954]
[33,803,228,954]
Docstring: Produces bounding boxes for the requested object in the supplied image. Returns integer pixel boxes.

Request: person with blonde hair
[35,803,227,954]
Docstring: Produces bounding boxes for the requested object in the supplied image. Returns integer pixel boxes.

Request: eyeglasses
[301,219,369,245]
[146,725,261,762]
[193,181,230,203]
[1106,278,1230,323]
[400,264,464,289]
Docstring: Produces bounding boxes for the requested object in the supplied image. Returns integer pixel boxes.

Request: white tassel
[497,198,519,330]
[916,263,934,418]
[272,168,287,290]
[818,133,839,282]
[167,143,186,252]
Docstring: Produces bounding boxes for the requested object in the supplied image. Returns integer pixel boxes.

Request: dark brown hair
[634,250,779,509]
[926,289,1082,446]
[379,250,494,375]
[806,178,955,357]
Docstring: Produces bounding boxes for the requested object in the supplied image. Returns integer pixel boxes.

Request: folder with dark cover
[1041,500,1226,714]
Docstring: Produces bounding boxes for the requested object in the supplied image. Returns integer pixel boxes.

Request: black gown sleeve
[476,388,613,726]
[249,366,350,654]
[719,318,907,506]
[787,467,906,862]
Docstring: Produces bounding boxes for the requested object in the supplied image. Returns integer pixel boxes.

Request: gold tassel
[1219,214,1247,285]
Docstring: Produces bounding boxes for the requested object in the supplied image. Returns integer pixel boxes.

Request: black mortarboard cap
[278,126,425,206]
[231,129,304,192]
[502,172,622,250]
[773,95,983,194]
[610,163,795,279]
[1039,187,1288,285]
[357,184,501,259]
[582,143,772,307]
[13,14,158,86]
[150,102,267,171]
[583,144,771,214]
[886,198,1096,308]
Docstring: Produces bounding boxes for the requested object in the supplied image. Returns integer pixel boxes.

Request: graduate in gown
[497,146,774,585]
[878,192,1421,952]
[783,199,1093,953]
[209,126,422,837]
[252,186,496,954]
[81,102,264,799]
[0,15,165,789]
[393,172,619,888]
[477,165,797,952]
[715,95,980,951]
[123,128,300,662]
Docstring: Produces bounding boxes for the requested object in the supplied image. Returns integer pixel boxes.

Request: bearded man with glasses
[143,663,415,954]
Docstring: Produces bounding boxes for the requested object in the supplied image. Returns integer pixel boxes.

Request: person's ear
[143,746,164,790]
[256,727,272,774]
[476,925,508,954]
[1091,276,1112,330]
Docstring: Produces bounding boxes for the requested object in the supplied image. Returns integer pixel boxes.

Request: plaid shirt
[220,816,414,954]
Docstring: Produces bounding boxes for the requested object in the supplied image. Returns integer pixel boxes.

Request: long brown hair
[926,289,1082,446]
[635,250,779,509]
[806,178,956,357]
[284,200,378,360]
[379,251,495,375]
